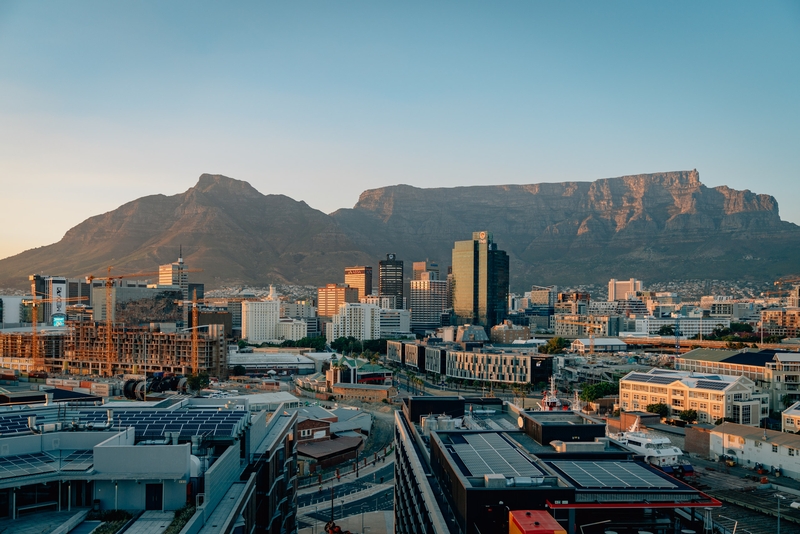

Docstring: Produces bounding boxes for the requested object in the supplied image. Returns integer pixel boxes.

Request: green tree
[782,394,794,408]
[186,373,210,392]
[539,337,568,354]
[679,409,698,423]
[237,339,247,349]
[646,403,670,418]
[231,365,246,376]
[579,381,619,402]
[657,325,675,336]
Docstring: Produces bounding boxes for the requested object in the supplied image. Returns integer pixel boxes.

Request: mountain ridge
[2,171,798,291]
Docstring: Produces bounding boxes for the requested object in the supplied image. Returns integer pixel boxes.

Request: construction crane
[559,316,604,356]
[86,266,201,376]
[174,289,214,375]
[22,293,88,372]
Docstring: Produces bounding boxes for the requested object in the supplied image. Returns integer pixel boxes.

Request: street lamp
[719,514,738,534]
[776,494,786,534]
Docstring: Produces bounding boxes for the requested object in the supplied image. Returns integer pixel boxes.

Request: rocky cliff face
[0,171,797,290]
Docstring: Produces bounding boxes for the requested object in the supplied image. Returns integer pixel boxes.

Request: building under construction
[0,322,227,378]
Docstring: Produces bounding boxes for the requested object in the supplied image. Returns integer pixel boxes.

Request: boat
[609,418,694,477]
[538,377,568,411]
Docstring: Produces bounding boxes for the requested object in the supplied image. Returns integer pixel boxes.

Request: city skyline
[1,2,799,260]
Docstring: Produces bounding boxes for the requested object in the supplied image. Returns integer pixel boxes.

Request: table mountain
[1,170,798,291]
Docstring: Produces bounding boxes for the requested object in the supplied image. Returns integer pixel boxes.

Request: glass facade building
[378,253,404,308]
[451,231,509,330]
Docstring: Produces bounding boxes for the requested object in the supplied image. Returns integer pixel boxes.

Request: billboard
[50,279,67,318]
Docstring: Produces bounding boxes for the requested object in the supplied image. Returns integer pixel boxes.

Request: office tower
[451,231,509,329]
[379,253,404,308]
[344,266,373,300]
[608,278,642,300]
[160,253,190,326]
[410,272,448,332]
[529,285,557,306]
[317,283,359,318]
[412,260,439,281]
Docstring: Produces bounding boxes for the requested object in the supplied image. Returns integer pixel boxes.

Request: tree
[782,394,794,409]
[539,337,568,354]
[231,365,246,376]
[679,409,698,424]
[579,381,619,402]
[646,403,670,418]
[237,339,248,349]
[187,373,210,392]
[657,325,675,336]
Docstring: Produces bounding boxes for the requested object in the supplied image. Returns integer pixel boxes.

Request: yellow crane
[22,293,88,372]
[559,316,604,356]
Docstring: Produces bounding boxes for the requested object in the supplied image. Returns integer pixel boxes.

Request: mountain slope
[1,170,798,291]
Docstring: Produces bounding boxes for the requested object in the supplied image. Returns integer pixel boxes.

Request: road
[299,462,394,508]
[297,487,394,529]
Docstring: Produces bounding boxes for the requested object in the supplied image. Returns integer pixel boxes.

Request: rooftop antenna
[179,244,183,264]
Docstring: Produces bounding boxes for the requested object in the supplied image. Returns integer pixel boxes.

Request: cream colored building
[241,287,281,343]
[276,317,307,341]
[326,303,381,342]
[619,369,768,425]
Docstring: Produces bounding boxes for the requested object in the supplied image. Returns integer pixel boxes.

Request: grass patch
[164,504,197,534]
[85,510,133,534]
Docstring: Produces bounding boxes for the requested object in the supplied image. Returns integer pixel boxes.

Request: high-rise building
[451,231,509,329]
[608,278,642,300]
[379,253,404,308]
[326,303,381,342]
[344,266,373,300]
[410,273,448,332]
[412,260,439,281]
[317,283,359,318]
[241,286,281,343]
[159,256,189,300]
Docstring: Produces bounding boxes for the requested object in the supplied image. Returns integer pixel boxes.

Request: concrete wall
[95,478,188,511]
[204,444,242,515]
[684,426,711,458]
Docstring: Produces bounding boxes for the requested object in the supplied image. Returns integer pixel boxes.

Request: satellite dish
[517,416,524,429]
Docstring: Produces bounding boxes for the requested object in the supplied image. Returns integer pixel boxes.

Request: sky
[1,1,799,260]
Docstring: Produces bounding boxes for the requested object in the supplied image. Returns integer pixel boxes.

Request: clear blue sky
[1,1,798,260]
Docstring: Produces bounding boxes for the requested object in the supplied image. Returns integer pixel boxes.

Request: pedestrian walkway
[124,510,176,534]
[298,510,393,534]
[0,508,87,534]
[298,449,395,495]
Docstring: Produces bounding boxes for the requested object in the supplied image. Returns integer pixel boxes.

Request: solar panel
[695,380,728,391]
[551,461,677,489]
[450,433,542,478]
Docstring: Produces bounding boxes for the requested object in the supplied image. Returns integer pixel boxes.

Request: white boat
[610,418,694,477]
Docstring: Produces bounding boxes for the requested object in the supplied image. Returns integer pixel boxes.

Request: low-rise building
[570,337,627,354]
[490,320,530,344]
[330,383,397,402]
[619,369,768,425]
[709,422,800,478]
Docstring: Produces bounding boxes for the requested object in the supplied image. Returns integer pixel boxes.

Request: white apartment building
[280,302,316,318]
[327,303,381,342]
[276,317,308,341]
[709,422,800,479]
[241,287,281,343]
[379,308,411,337]
[619,369,768,425]
[634,316,730,337]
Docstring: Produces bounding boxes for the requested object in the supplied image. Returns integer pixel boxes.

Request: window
[300,429,312,438]
[790,448,795,457]
[773,445,778,453]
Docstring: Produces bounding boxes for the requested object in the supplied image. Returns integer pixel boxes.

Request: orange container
[509,510,567,534]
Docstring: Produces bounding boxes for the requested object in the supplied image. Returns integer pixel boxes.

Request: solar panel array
[78,409,249,439]
[61,450,94,472]
[0,452,57,479]
[694,380,728,391]
[551,461,676,489]
[625,373,678,385]
[0,414,34,436]
[451,433,541,478]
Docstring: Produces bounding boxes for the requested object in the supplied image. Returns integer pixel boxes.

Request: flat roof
[439,432,543,479]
